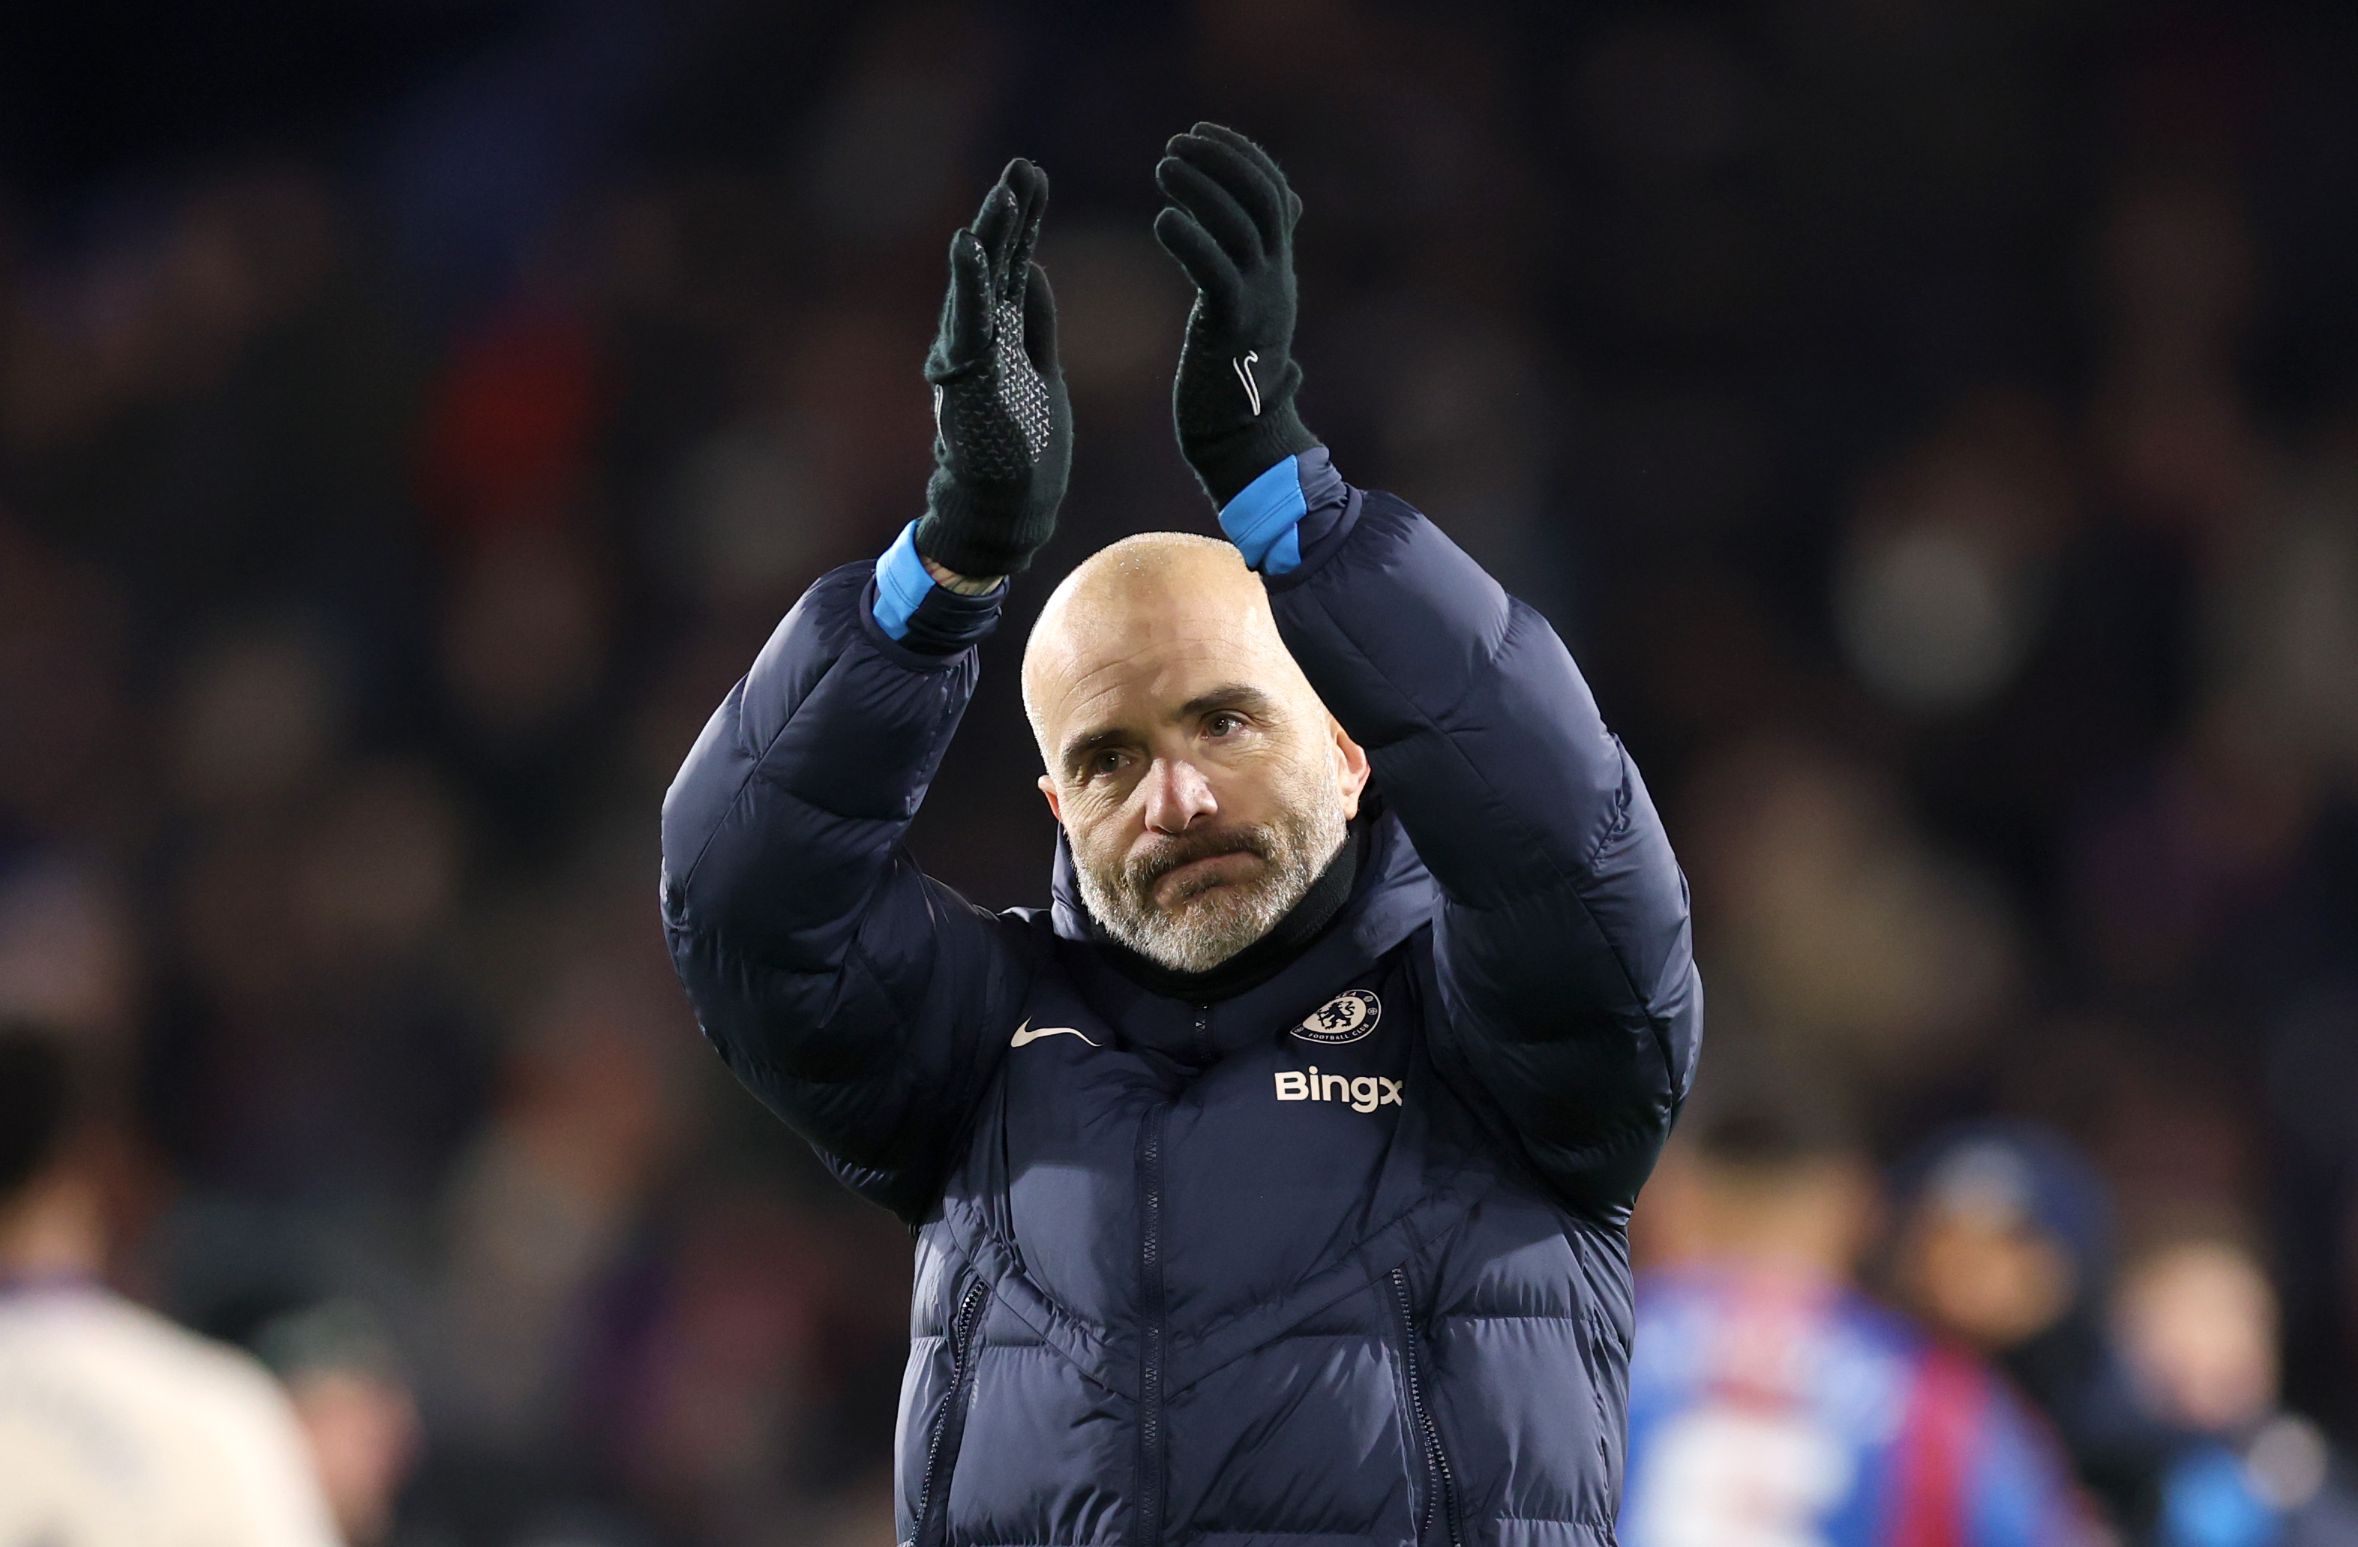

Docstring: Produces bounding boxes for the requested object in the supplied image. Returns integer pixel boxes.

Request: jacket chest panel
[989,995,1162,1329]
[1157,970,1427,1328]
[984,960,1433,1335]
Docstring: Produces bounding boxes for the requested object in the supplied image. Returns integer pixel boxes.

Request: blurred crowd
[1627,1065,2358,1544]
[2,1,2355,1542]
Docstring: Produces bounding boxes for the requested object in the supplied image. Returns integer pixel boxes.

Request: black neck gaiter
[1084,816,1370,1002]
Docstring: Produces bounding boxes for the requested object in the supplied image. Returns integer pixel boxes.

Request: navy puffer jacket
[661,452,1703,1546]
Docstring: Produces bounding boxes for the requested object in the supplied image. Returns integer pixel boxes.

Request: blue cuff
[1218,456,1308,576]
[872,518,935,640]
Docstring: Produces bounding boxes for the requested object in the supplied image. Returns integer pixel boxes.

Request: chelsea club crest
[1291,988,1381,1045]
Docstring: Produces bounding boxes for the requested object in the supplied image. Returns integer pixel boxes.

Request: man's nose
[1142,756,1218,834]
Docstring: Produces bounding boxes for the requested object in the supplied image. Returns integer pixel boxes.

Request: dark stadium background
[3,1,2355,1541]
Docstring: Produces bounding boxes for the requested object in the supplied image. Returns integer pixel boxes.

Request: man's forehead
[1036,591,1285,704]
[1023,541,1300,746]
[1057,629,1266,711]
[1050,579,1261,657]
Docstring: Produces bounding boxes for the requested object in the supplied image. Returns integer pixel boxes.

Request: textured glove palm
[917,159,1071,579]
[1152,124,1319,508]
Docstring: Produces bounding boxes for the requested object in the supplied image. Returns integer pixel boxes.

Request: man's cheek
[1079,815,1131,877]
[1071,787,1136,849]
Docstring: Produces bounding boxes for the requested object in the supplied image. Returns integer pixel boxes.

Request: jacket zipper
[907,1275,988,1547]
[1391,1266,1464,1547]
[1133,1004,1198,1547]
[1135,1101,1171,1544]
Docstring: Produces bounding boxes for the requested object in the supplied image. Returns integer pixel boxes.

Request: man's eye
[1090,749,1127,777]
[1206,712,1244,737]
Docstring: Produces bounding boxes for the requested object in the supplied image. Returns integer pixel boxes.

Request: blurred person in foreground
[661,128,1701,1545]
[0,1022,342,1544]
[241,1298,423,1545]
[1621,1074,2089,1547]
[1893,1124,2177,1528]
[2111,1220,2358,1547]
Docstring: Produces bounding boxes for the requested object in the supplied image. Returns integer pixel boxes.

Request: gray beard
[1075,795,1348,975]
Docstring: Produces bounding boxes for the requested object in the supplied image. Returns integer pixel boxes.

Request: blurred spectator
[2113,1219,2358,1547]
[0,1021,342,1543]
[239,1297,424,1546]
[1624,1069,2089,1546]
[1890,1123,2173,1530]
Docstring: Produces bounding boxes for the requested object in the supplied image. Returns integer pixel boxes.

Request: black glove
[915,158,1070,579]
[1152,123,1319,508]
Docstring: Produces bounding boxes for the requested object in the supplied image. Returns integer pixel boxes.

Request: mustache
[1128,830,1270,892]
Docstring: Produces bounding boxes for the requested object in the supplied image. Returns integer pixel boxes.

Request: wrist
[873,517,1006,652]
[922,554,1003,594]
[1184,405,1318,508]
[914,481,1054,580]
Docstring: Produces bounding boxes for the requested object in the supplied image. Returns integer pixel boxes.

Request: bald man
[1022,532,1373,982]
[662,131,1702,1547]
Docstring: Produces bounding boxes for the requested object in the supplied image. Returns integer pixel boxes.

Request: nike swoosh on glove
[1152,123,1319,508]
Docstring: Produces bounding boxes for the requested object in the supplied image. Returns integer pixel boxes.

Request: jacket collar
[1048,793,1432,1055]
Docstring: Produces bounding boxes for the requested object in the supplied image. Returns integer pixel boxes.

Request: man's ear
[1331,720,1372,819]
[1037,773,1063,826]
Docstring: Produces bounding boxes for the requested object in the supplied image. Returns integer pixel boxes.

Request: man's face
[2115,1240,2280,1434]
[1026,542,1369,974]
[1894,1196,2075,1352]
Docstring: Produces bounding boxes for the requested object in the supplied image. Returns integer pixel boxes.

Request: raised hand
[917,158,1071,580]
[1152,123,1318,507]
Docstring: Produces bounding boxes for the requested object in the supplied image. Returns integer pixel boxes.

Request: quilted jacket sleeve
[1243,450,1703,1213]
[659,560,1034,1221]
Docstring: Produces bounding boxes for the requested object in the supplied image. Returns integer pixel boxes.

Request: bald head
[1023,532,1303,767]
[1020,531,1372,974]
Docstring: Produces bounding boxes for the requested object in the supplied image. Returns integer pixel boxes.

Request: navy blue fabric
[661,460,1704,1546]
[873,515,1011,654]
